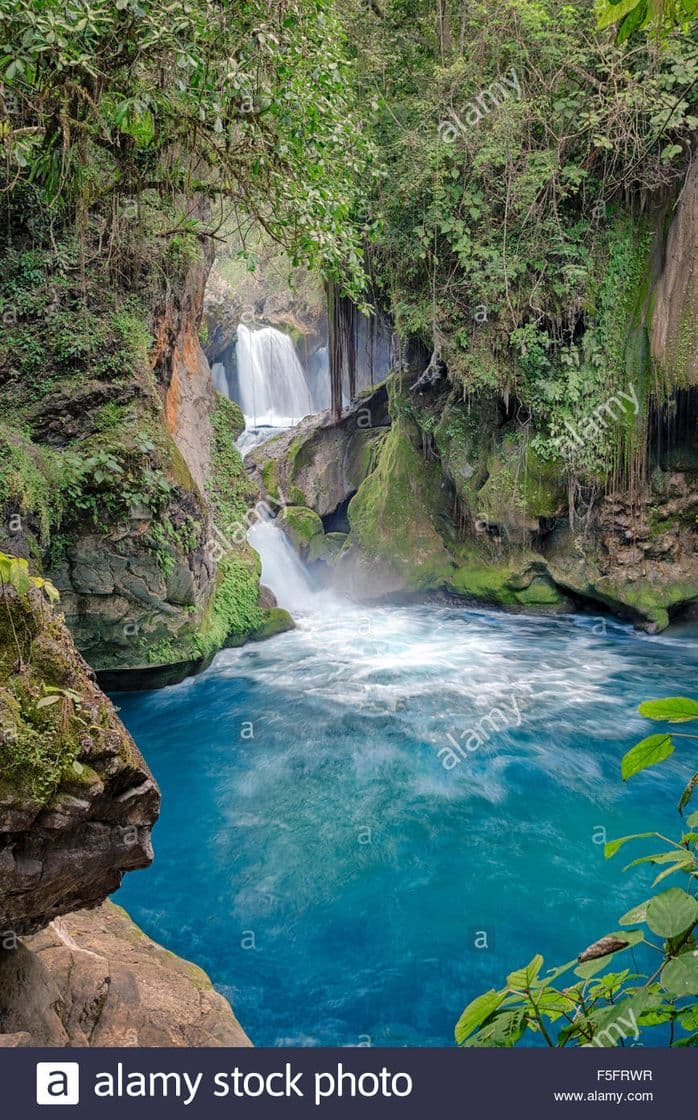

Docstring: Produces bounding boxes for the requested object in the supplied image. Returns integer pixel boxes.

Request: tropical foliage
[345,0,697,468]
[0,0,373,293]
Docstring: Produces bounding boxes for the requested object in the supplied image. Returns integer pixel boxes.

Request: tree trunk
[327,281,357,421]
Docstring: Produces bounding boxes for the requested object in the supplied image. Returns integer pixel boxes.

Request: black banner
[5,1046,694,1118]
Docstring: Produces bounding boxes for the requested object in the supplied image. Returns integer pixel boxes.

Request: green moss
[0,587,131,808]
[449,556,566,609]
[0,425,60,546]
[279,505,324,550]
[476,434,566,532]
[250,607,295,641]
[193,552,264,658]
[261,459,280,501]
[289,485,308,506]
[347,421,452,586]
[194,396,265,652]
[288,435,314,474]
[212,393,245,441]
[206,395,257,530]
[165,436,197,493]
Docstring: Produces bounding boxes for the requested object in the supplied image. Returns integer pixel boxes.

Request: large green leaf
[604,832,661,859]
[638,697,698,723]
[596,0,641,28]
[465,1008,528,1047]
[663,954,698,997]
[646,889,698,939]
[455,989,507,1045]
[621,734,674,780]
[506,955,544,989]
[616,0,648,42]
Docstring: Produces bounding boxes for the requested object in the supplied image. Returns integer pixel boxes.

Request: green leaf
[679,776,698,816]
[596,0,640,28]
[506,955,544,989]
[621,734,674,780]
[36,695,62,708]
[615,0,647,43]
[604,832,661,858]
[652,858,694,887]
[466,1008,528,1047]
[638,697,698,723]
[455,989,507,1045]
[662,954,698,997]
[625,850,693,872]
[646,889,698,939]
[619,899,651,926]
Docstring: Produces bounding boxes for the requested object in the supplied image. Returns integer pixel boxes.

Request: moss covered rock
[249,607,295,641]
[249,383,390,518]
[0,584,159,936]
[278,505,326,562]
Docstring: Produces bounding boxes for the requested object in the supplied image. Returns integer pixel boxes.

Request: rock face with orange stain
[0,232,273,680]
[154,238,217,496]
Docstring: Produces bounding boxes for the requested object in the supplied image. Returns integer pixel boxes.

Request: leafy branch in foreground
[596,0,697,46]
[0,551,59,670]
[0,0,373,297]
[455,696,698,1047]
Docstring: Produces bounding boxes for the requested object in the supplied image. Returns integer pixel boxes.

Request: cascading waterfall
[236,323,314,428]
[210,360,230,398]
[247,516,319,613]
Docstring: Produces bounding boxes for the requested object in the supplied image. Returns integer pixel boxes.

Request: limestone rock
[0,903,251,1047]
[249,383,389,519]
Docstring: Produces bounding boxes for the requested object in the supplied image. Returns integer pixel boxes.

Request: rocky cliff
[0,214,287,680]
[0,903,251,1048]
[251,177,697,632]
[0,583,159,936]
[0,580,249,1046]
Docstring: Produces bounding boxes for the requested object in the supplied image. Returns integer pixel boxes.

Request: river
[114,520,698,1046]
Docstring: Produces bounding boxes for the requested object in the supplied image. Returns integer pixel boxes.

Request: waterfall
[247,517,318,613]
[211,361,230,397]
[236,324,314,428]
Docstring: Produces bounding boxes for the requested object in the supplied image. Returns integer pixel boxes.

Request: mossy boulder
[346,422,454,591]
[278,505,326,562]
[475,434,566,539]
[449,555,569,610]
[250,607,295,641]
[249,383,390,519]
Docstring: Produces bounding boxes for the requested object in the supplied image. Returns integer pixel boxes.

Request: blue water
[114,553,698,1047]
